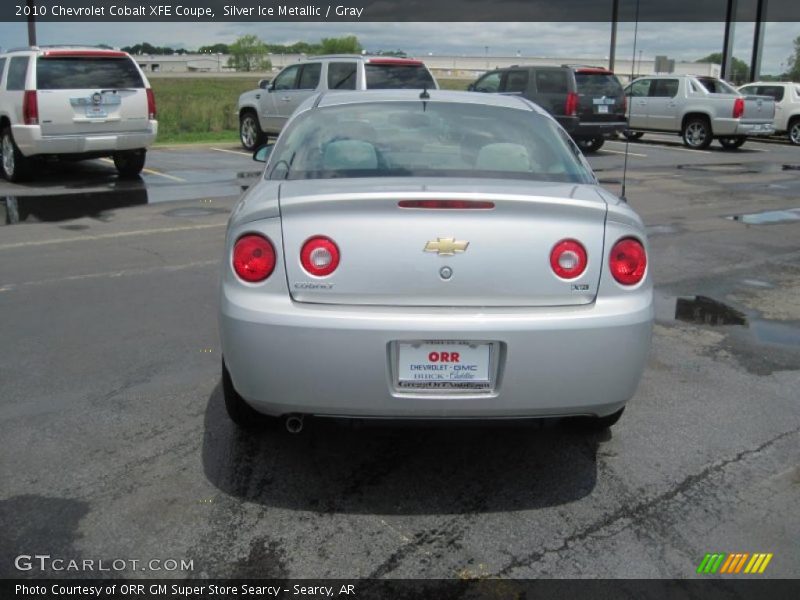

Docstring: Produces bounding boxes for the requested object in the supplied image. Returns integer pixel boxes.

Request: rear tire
[718,136,746,150]
[222,359,275,429]
[1,126,31,182]
[113,149,146,178]
[788,118,800,146]
[240,111,266,151]
[622,130,644,141]
[682,117,713,149]
[575,136,605,152]
[567,407,625,433]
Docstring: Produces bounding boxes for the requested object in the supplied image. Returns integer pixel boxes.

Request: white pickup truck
[622,75,775,150]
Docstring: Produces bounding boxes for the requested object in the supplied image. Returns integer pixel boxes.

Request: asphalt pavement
[1,135,798,579]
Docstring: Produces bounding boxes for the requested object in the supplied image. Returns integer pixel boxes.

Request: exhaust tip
[284,414,305,434]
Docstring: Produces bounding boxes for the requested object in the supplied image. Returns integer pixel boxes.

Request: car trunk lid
[279,178,607,307]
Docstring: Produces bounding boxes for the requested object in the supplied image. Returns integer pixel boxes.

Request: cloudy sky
[0,21,797,74]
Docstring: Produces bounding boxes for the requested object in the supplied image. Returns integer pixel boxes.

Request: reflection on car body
[219,90,653,434]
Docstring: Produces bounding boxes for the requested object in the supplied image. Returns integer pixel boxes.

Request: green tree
[227,35,272,72]
[318,35,362,55]
[696,52,749,84]
[786,35,800,81]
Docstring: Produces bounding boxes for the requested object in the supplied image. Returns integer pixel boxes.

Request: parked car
[219,90,653,434]
[237,55,438,150]
[738,81,800,145]
[0,46,157,182]
[468,64,628,152]
[622,75,775,149]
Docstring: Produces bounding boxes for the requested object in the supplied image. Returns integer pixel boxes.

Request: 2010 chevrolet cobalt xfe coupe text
[219,90,653,433]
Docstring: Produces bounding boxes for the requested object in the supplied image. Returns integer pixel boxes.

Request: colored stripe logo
[697,553,773,574]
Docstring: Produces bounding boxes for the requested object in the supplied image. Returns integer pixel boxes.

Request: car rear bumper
[573,120,628,138]
[220,291,653,420]
[734,122,775,137]
[12,123,158,157]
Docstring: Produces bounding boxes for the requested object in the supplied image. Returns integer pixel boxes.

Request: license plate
[85,106,107,118]
[597,105,609,113]
[397,341,492,386]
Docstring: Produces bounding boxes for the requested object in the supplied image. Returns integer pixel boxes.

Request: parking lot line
[605,140,712,155]
[0,223,225,251]
[600,148,648,157]
[98,158,188,182]
[211,147,252,157]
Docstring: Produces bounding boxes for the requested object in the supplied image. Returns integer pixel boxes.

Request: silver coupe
[219,90,653,433]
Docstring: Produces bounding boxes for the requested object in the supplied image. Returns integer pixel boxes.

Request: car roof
[311,89,547,115]
[3,46,130,57]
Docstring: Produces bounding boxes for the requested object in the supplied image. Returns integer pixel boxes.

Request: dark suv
[468,65,627,152]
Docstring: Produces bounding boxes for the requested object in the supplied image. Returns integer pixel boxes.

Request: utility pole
[27,0,37,46]
[609,0,619,71]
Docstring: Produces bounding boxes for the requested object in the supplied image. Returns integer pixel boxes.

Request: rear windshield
[365,64,435,89]
[695,77,737,94]
[575,73,623,96]
[268,101,594,184]
[36,57,144,90]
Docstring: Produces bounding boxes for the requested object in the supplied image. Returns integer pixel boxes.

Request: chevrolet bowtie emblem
[424,237,469,256]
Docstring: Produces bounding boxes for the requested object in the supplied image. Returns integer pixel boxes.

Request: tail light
[622,94,627,114]
[565,92,579,117]
[550,239,587,279]
[146,88,157,120]
[398,200,495,209]
[23,91,38,125]
[733,97,744,119]
[233,234,276,282]
[609,238,647,285]
[301,236,340,277]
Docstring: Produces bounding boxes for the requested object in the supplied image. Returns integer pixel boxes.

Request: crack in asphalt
[494,425,800,577]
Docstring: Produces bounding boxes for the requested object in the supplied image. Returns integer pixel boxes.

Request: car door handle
[280,96,292,102]
[668,102,676,107]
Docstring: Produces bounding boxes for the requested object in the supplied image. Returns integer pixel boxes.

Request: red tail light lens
[301,236,340,277]
[23,91,38,125]
[565,92,579,117]
[622,94,627,114]
[233,234,276,282]
[146,88,157,120]
[733,97,744,119]
[550,239,588,279]
[609,238,647,285]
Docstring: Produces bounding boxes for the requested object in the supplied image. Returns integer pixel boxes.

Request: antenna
[621,0,640,202]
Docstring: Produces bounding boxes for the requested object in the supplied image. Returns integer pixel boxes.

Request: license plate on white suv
[395,341,493,391]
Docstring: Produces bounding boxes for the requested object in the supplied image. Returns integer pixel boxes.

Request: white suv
[238,55,438,150]
[738,81,800,145]
[0,46,158,182]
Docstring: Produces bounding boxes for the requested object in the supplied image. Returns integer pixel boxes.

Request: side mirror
[258,79,271,89]
[253,144,274,163]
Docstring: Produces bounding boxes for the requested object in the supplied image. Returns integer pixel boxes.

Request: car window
[268,101,594,184]
[327,62,357,90]
[36,57,144,90]
[297,63,321,90]
[575,73,623,96]
[503,70,529,93]
[6,56,30,91]
[272,65,300,91]
[739,85,758,95]
[758,85,784,102]
[474,71,501,93]
[696,77,737,94]
[364,63,435,89]
[535,70,568,94]
[650,79,679,98]
[628,79,651,97]
[0,58,6,86]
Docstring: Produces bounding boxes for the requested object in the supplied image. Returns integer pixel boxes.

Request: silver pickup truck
[622,75,775,150]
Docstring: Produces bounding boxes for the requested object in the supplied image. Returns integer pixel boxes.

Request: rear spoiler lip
[366,58,424,66]
[41,50,128,58]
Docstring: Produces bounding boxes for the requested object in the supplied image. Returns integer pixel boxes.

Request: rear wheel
[575,136,605,152]
[622,130,644,141]
[113,149,146,178]
[222,359,276,429]
[1,127,31,182]
[789,118,800,146]
[567,407,625,433]
[240,111,266,151]
[682,117,713,149]
[718,136,746,150]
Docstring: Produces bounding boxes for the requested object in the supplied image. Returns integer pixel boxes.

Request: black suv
[468,65,627,152]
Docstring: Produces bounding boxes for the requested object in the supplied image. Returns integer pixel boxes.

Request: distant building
[133,54,231,73]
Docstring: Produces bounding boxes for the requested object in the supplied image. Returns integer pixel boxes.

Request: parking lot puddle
[3,188,147,225]
[655,293,800,348]
[726,208,800,225]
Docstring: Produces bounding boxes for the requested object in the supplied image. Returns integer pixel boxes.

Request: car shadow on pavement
[202,382,607,515]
